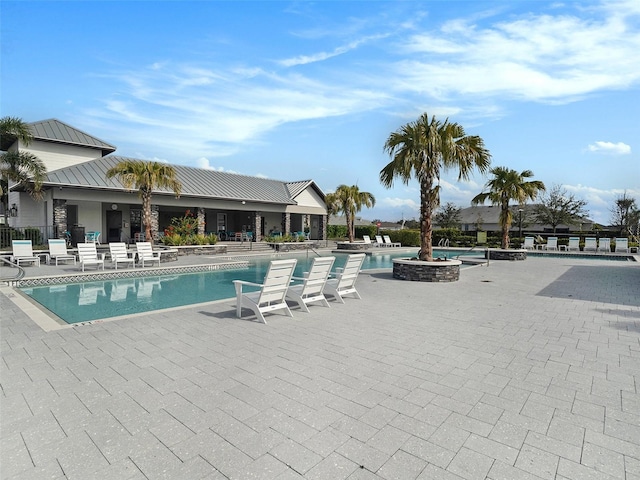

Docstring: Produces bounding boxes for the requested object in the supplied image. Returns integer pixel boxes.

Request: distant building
[454,205,595,235]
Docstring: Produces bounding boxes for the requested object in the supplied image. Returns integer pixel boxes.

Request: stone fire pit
[392,258,461,282]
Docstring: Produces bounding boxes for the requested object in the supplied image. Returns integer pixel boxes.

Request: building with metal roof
[4,119,328,243]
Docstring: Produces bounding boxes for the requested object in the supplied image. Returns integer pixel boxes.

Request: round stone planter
[485,249,527,261]
[336,242,372,251]
[392,258,461,282]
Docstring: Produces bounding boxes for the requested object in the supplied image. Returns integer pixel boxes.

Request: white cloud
[392,4,640,103]
[380,197,420,210]
[586,141,631,155]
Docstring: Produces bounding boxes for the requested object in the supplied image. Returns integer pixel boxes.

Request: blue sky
[2,1,639,225]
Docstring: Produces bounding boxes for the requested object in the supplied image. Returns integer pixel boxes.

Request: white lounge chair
[615,237,629,253]
[233,258,297,324]
[323,253,366,303]
[523,237,535,250]
[567,237,580,252]
[109,242,135,269]
[135,242,161,267]
[383,235,401,247]
[545,237,558,251]
[77,243,105,271]
[584,237,597,252]
[286,256,335,312]
[48,238,76,266]
[375,235,387,247]
[363,235,373,245]
[598,237,611,253]
[11,240,41,267]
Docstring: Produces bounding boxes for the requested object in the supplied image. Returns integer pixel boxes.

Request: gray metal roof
[44,156,325,205]
[28,119,117,155]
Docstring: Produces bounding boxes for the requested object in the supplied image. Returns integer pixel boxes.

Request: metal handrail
[438,238,450,248]
[0,256,26,285]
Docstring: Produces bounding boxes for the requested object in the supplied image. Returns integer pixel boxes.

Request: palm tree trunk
[501,199,510,249]
[420,178,434,261]
[142,190,153,244]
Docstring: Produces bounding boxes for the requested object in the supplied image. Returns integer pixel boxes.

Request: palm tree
[381,113,491,261]
[0,117,47,221]
[106,160,182,243]
[326,185,375,242]
[471,167,545,249]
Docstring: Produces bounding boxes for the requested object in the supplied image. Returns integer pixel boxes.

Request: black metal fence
[1,225,57,249]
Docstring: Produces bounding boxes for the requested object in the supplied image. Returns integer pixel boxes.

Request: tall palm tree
[1,117,47,221]
[381,113,491,261]
[106,160,182,243]
[326,185,375,242]
[471,167,545,249]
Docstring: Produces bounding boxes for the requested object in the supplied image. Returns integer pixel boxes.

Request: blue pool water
[20,250,474,324]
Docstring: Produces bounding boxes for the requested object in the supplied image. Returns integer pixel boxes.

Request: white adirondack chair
[233,259,297,324]
[109,242,135,269]
[77,243,105,271]
[135,242,161,267]
[323,253,366,303]
[286,256,335,312]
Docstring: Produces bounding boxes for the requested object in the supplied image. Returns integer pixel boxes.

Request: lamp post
[518,208,523,240]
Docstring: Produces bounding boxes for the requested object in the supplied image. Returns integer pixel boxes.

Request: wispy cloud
[586,141,631,155]
[279,34,389,67]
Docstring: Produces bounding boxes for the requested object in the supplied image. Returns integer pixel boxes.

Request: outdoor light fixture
[518,208,524,239]
[9,204,18,217]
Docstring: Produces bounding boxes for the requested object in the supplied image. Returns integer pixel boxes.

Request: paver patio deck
[1,253,639,479]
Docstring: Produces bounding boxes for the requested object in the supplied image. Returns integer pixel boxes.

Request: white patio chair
[383,235,401,247]
[48,238,76,265]
[567,237,580,252]
[135,242,161,267]
[545,237,558,251]
[375,235,387,247]
[11,240,41,267]
[597,237,611,253]
[323,253,366,303]
[363,235,373,245]
[77,243,105,271]
[286,256,335,312]
[108,242,135,269]
[233,258,297,324]
[583,237,597,252]
[523,237,535,250]
[615,237,629,253]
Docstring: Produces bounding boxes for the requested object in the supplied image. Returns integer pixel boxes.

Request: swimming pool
[19,250,477,324]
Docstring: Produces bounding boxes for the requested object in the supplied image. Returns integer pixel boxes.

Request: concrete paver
[1,253,639,479]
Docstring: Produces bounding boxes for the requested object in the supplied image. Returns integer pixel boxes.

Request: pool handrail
[0,256,26,285]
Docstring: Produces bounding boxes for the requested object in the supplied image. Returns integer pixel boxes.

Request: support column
[253,212,262,241]
[281,213,291,236]
[320,214,327,241]
[53,199,67,239]
[197,207,206,235]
